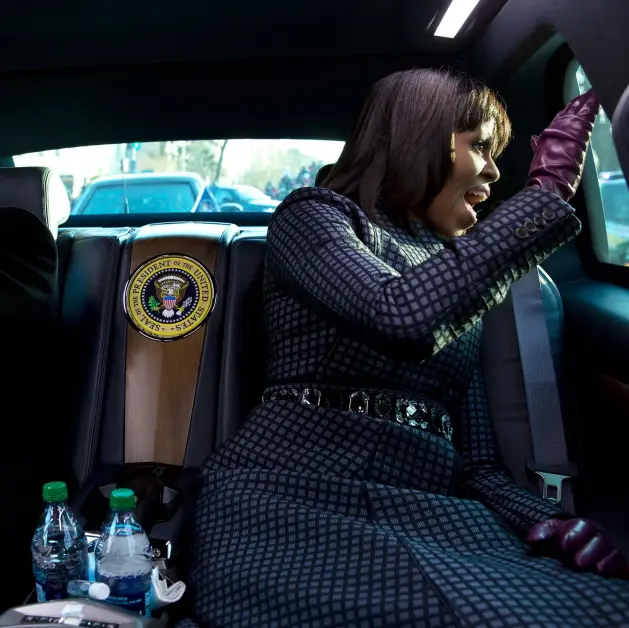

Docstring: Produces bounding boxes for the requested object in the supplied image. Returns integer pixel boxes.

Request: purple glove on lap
[527,517,629,579]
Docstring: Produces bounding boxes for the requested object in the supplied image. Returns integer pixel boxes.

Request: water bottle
[31,481,88,601]
[95,488,153,615]
[67,579,110,601]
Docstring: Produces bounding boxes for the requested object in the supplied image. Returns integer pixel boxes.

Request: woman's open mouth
[463,188,490,215]
[464,188,490,207]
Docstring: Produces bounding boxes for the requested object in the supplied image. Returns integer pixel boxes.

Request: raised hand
[527,89,600,202]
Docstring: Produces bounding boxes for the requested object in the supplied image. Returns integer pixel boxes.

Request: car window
[213,188,236,205]
[80,182,197,215]
[567,64,629,265]
[235,185,270,201]
[13,139,345,216]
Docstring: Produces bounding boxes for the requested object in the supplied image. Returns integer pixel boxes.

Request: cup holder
[79,464,183,533]
[76,463,200,581]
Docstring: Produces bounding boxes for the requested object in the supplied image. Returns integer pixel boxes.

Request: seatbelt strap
[511,269,576,512]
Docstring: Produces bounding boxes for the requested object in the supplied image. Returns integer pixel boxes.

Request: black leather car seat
[56,226,133,489]
[217,229,267,444]
[0,167,70,608]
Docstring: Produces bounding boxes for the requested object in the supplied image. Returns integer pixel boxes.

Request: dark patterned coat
[180,188,629,627]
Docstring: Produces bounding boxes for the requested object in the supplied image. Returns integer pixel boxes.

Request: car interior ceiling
[1,0,629,609]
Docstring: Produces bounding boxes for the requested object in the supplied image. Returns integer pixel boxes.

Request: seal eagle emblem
[150,275,190,318]
[123,254,216,341]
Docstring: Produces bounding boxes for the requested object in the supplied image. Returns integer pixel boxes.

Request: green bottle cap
[110,488,136,510]
[43,481,68,503]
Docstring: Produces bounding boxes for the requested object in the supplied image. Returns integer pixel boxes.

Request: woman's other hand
[526,89,600,202]
[527,517,629,579]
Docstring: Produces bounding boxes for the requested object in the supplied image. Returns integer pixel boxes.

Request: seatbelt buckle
[533,471,571,504]
[526,460,578,505]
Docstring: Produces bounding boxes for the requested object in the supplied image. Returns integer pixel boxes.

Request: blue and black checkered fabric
[179,188,629,627]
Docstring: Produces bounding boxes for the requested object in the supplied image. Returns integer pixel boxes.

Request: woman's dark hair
[315,164,333,186]
[322,68,511,223]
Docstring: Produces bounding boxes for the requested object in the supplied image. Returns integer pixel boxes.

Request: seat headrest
[0,167,70,238]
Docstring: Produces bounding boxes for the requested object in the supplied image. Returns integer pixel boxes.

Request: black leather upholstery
[0,171,68,607]
[217,229,267,445]
[0,167,70,237]
[90,223,239,472]
[184,224,241,467]
[95,231,136,470]
[57,227,133,487]
[62,223,238,550]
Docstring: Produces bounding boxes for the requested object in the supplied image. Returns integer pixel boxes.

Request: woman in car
[181,69,629,627]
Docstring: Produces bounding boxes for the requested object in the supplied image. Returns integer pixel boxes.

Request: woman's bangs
[456,85,512,157]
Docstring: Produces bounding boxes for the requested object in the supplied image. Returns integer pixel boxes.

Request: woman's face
[423,120,500,239]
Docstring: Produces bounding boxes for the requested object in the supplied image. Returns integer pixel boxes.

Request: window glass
[570,66,629,265]
[13,140,345,216]
[80,181,198,215]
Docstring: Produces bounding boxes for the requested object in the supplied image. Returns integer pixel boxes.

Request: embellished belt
[261,384,454,443]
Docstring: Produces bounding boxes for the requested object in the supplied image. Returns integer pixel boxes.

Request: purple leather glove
[527,89,600,202]
[527,517,629,579]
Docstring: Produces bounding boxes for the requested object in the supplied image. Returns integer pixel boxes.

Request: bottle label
[34,572,68,601]
[101,576,153,615]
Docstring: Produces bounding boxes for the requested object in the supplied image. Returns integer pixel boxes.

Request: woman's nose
[483,157,500,183]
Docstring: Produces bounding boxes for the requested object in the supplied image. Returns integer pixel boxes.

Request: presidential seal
[123,254,216,341]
